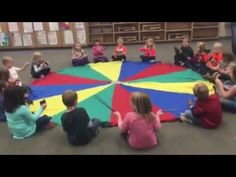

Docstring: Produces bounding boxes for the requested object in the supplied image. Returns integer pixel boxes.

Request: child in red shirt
[201,42,223,77]
[111,37,127,62]
[113,92,162,150]
[180,82,222,129]
[139,38,157,63]
[207,42,223,69]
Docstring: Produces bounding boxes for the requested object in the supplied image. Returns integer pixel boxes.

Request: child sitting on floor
[61,90,101,146]
[4,85,54,139]
[180,82,222,129]
[92,39,108,63]
[174,37,194,67]
[0,80,6,122]
[111,37,127,62]
[2,56,29,86]
[31,52,51,79]
[204,53,235,83]
[187,42,210,72]
[201,42,223,77]
[71,42,89,66]
[113,92,162,150]
[139,38,157,63]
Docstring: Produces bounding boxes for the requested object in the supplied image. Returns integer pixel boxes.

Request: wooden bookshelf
[192,22,219,40]
[87,22,219,45]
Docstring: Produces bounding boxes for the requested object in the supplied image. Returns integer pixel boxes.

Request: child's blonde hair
[117,37,123,44]
[131,92,154,122]
[62,90,78,107]
[213,42,223,50]
[32,52,42,62]
[2,56,13,66]
[197,42,206,52]
[193,82,209,100]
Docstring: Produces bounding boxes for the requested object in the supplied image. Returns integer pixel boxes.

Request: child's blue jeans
[184,110,200,125]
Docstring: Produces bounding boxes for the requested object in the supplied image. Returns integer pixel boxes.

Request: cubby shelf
[87,22,219,45]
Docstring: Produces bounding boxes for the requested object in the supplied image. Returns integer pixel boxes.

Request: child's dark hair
[0,80,6,93]
[62,90,78,107]
[0,67,10,82]
[94,39,101,44]
[4,86,25,113]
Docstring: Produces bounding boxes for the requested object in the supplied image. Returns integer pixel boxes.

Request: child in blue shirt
[4,86,54,139]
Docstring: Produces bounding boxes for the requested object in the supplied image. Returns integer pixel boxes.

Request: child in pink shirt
[113,92,162,150]
[139,38,157,63]
[92,40,108,63]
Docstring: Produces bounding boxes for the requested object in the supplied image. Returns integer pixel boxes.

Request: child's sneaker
[179,113,186,122]
[149,59,156,63]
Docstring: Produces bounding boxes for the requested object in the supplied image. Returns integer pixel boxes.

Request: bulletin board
[0,22,88,50]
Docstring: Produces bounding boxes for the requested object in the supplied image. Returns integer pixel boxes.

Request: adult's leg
[220,98,236,112]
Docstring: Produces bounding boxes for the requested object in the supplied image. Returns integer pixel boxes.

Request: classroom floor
[1,38,236,155]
